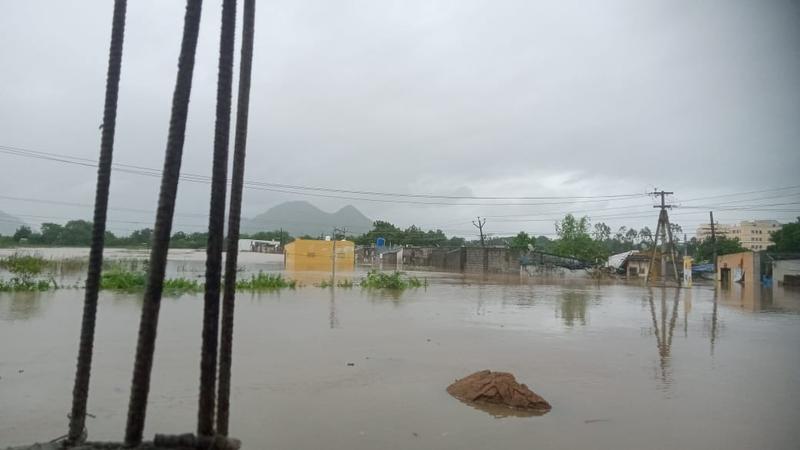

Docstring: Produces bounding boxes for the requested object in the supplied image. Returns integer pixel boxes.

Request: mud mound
[447,370,551,414]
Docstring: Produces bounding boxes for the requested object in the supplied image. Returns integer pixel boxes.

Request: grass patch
[0,277,57,292]
[360,270,426,290]
[1,256,295,294]
[100,269,201,294]
[104,258,146,272]
[317,278,353,288]
[0,253,48,275]
[100,270,146,291]
[163,277,202,293]
[0,253,58,291]
[236,272,296,290]
[51,257,88,272]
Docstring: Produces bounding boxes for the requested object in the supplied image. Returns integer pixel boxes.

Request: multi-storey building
[695,223,735,241]
[695,220,781,251]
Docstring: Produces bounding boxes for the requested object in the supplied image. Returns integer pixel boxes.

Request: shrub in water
[360,270,426,290]
[100,269,201,294]
[235,272,296,290]
[0,277,56,292]
[0,253,48,276]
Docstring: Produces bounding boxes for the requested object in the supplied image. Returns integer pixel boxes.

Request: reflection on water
[449,397,548,419]
[285,269,356,287]
[1,291,45,321]
[2,271,800,450]
[646,288,681,388]
[556,289,590,326]
[709,289,719,356]
[329,287,339,329]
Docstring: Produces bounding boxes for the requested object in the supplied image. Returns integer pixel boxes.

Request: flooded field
[1,249,800,449]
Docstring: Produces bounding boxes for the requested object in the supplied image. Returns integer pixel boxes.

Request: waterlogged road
[1,259,799,449]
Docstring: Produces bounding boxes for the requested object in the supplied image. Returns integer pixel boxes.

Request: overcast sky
[1,0,798,239]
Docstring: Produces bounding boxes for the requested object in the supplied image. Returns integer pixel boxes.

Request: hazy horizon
[1,0,798,239]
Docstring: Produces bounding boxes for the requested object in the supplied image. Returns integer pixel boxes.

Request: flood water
[1,249,800,449]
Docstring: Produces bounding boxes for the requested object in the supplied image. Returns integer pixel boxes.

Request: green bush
[360,270,426,290]
[163,277,202,293]
[100,270,146,291]
[0,277,56,292]
[100,270,201,294]
[0,253,48,275]
[0,253,58,291]
[235,272,296,290]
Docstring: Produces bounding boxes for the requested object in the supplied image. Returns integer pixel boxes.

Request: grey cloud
[1,0,798,236]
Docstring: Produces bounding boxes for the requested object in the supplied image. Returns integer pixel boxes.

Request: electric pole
[683,233,687,258]
[645,189,680,285]
[472,217,486,247]
[472,216,489,273]
[331,227,347,285]
[709,211,717,280]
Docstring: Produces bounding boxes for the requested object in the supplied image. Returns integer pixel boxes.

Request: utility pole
[645,189,680,285]
[472,216,488,273]
[472,217,486,247]
[683,233,687,259]
[709,211,717,281]
[683,232,692,288]
[331,226,347,285]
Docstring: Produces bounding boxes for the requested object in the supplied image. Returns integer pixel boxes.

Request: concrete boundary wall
[355,246,522,274]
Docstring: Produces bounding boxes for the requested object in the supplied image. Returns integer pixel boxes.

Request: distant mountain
[242,201,372,237]
[0,210,26,236]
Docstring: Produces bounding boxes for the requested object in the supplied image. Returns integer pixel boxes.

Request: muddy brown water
[1,250,800,449]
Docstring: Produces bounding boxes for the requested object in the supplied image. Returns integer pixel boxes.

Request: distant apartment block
[695,223,735,241]
[695,220,781,251]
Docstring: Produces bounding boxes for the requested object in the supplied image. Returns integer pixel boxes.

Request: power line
[0,144,646,201]
[0,194,208,218]
[471,187,799,221]
[676,185,800,203]
[4,144,799,213]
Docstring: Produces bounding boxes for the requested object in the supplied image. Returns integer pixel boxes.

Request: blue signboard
[376,237,386,248]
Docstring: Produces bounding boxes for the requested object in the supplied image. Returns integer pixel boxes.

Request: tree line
[0,221,288,249]
[2,216,798,264]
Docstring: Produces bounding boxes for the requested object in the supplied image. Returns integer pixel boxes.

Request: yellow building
[734,220,780,251]
[284,238,355,272]
[695,220,781,251]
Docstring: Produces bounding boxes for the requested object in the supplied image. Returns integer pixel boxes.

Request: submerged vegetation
[0,253,49,275]
[337,278,354,288]
[316,272,424,290]
[2,254,423,294]
[360,270,426,290]
[0,253,58,291]
[100,270,203,295]
[0,253,140,275]
[317,278,355,288]
[236,272,296,290]
[0,276,56,292]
